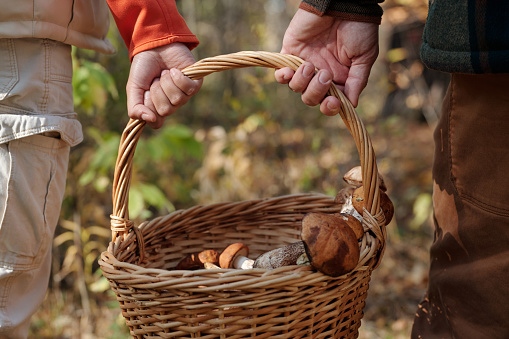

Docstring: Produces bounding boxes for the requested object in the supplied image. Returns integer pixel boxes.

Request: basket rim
[100,192,381,291]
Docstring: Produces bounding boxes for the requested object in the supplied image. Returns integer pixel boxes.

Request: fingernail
[143,91,150,106]
[302,65,314,78]
[141,113,152,122]
[170,68,179,77]
[327,101,339,112]
[319,72,331,85]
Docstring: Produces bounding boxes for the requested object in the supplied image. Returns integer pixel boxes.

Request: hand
[275,9,379,115]
[127,43,202,129]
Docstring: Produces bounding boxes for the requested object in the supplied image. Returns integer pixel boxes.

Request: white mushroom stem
[341,195,363,222]
[296,253,310,265]
[204,262,221,269]
[233,256,254,269]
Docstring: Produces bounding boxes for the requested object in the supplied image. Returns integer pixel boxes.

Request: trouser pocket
[0,135,69,268]
[0,39,18,101]
[0,135,70,336]
[447,73,509,214]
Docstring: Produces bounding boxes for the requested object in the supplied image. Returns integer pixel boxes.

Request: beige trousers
[0,38,74,338]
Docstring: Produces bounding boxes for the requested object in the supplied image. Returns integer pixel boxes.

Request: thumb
[126,79,157,123]
[343,63,372,107]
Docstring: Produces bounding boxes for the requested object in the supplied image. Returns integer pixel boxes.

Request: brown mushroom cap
[335,213,364,240]
[352,186,394,225]
[301,212,360,277]
[198,250,220,266]
[219,243,249,269]
[351,186,365,215]
[175,249,220,270]
[343,166,387,192]
[334,186,354,205]
[380,191,394,224]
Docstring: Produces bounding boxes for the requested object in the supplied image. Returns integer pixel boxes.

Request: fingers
[343,63,372,108]
[151,68,202,117]
[127,68,202,129]
[300,69,332,107]
[142,89,165,129]
[274,67,295,84]
[279,62,340,115]
[126,78,163,128]
[287,62,315,93]
[320,96,342,116]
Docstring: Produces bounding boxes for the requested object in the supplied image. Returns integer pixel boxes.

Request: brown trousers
[411,73,509,338]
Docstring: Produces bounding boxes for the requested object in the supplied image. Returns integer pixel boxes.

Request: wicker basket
[99,51,388,338]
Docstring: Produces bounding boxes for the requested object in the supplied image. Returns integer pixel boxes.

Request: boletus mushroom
[174,249,220,270]
[253,241,306,269]
[301,212,360,277]
[352,186,394,224]
[219,243,254,269]
[336,213,364,240]
[334,186,355,205]
[343,166,387,192]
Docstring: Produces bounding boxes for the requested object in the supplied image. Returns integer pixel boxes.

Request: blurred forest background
[29,0,450,338]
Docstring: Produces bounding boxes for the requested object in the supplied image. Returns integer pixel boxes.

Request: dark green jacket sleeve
[421,0,509,74]
[300,0,384,24]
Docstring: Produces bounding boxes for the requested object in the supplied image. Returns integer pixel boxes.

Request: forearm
[106,0,199,60]
[300,0,384,24]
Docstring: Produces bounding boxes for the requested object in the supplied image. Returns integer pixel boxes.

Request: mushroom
[204,262,221,269]
[301,212,360,277]
[249,213,363,271]
[174,249,220,270]
[339,192,363,223]
[219,243,254,269]
[351,187,365,215]
[253,241,306,269]
[352,186,394,224]
[334,186,355,205]
[296,252,310,265]
[335,213,364,240]
[380,190,395,224]
[343,166,387,192]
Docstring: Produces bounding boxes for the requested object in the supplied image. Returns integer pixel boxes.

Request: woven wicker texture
[99,51,388,338]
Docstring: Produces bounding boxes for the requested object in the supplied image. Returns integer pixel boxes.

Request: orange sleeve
[107,0,199,60]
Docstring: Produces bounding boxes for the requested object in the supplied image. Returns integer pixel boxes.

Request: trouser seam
[41,39,50,115]
[447,74,461,199]
[0,40,16,95]
[0,270,20,330]
[460,195,509,217]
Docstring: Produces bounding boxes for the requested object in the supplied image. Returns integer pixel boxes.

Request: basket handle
[110,51,384,243]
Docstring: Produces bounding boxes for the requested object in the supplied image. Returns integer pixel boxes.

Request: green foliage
[78,123,203,220]
[72,47,118,115]
[140,124,203,162]
[78,127,120,192]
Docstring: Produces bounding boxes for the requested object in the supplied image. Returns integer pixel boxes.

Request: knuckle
[170,93,188,107]
[291,84,305,94]
[301,95,318,107]
[155,102,173,117]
